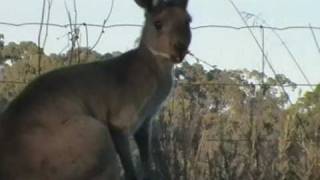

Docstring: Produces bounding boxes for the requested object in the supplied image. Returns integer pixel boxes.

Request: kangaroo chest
[141,82,172,118]
[109,71,173,134]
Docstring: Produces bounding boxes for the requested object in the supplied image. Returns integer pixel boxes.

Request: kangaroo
[0,0,192,179]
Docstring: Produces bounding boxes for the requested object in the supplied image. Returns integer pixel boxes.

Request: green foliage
[0,41,103,109]
[154,62,318,180]
[280,85,320,180]
[0,41,39,63]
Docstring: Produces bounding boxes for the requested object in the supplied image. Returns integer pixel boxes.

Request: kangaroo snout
[174,41,188,54]
[173,41,189,62]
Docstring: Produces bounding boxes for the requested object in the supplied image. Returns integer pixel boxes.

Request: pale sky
[0,0,319,97]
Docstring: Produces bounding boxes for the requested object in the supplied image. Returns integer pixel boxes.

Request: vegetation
[0,40,319,180]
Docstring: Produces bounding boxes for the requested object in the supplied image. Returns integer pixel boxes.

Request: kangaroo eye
[154,21,163,31]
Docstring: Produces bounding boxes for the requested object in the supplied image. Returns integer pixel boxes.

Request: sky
[0,0,319,98]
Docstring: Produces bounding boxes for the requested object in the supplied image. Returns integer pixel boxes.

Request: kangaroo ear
[135,0,159,11]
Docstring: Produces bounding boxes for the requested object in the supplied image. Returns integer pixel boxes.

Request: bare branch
[59,40,70,55]
[83,23,89,60]
[73,0,81,63]
[73,0,78,28]
[269,25,313,91]
[42,0,53,49]
[234,12,313,91]
[187,51,217,69]
[37,0,47,75]
[261,27,265,85]
[309,24,320,56]
[90,0,115,51]
[65,2,75,65]
[227,0,310,141]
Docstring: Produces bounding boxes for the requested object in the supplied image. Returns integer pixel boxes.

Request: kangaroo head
[135,0,192,63]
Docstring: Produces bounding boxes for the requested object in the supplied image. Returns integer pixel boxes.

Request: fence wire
[0,22,319,88]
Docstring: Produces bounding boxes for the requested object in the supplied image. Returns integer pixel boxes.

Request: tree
[0,42,108,105]
[281,85,320,180]
[154,61,300,180]
[0,33,5,64]
[0,34,4,49]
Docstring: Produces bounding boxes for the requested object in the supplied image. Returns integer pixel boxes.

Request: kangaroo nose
[174,42,188,53]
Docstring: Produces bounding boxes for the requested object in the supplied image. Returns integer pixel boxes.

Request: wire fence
[0,21,319,87]
[1,21,320,31]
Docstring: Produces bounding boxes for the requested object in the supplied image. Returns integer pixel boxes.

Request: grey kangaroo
[0,0,191,179]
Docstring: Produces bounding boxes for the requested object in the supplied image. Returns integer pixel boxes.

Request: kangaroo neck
[137,43,174,77]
